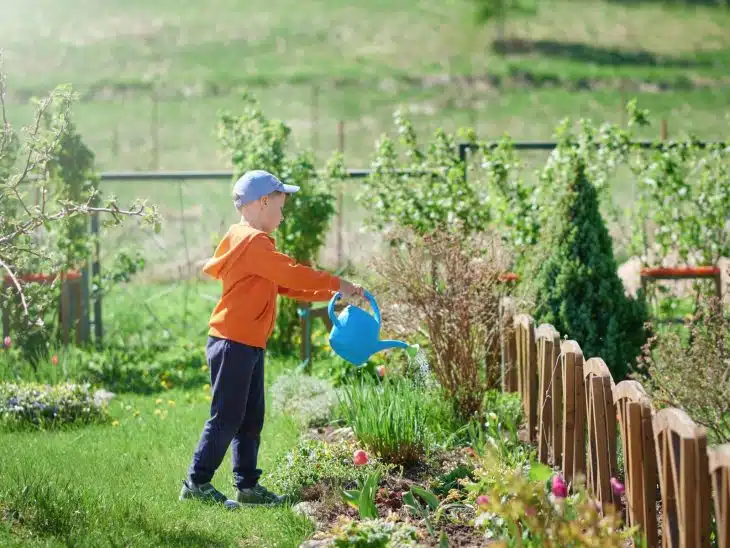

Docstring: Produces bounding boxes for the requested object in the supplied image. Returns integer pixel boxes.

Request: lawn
[0,381,312,547]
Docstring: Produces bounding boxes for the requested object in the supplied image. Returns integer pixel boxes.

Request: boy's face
[260,192,287,233]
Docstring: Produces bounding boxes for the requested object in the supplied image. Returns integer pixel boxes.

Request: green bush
[358,111,489,238]
[0,382,110,430]
[265,438,393,501]
[337,376,429,466]
[1,338,209,394]
[526,126,648,380]
[270,372,339,428]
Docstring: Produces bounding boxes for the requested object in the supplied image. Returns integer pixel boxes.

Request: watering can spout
[376,339,411,353]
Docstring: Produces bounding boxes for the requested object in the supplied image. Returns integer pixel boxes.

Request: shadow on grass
[0,477,234,547]
[492,38,725,69]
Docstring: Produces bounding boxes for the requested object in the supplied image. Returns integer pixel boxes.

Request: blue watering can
[327,290,416,366]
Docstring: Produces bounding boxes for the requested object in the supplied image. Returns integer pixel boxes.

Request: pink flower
[3,336,11,348]
[51,355,59,366]
[476,495,489,507]
[525,505,537,517]
[610,477,625,497]
[353,449,368,466]
[552,474,568,499]
[376,365,386,377]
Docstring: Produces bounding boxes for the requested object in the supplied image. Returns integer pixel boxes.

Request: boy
[180,169,363,509]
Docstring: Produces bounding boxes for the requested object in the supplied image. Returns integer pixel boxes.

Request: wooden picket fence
[501,307,730,548]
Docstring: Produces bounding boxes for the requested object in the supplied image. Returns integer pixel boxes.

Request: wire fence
[88,136,729,344]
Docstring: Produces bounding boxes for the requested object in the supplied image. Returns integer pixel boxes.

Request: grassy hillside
[3,0,729,168]
[2,0,729,272]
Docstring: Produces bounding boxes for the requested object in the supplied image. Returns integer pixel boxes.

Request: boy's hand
[339,279,365,299]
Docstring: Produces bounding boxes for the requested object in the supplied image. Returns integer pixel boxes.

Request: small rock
[299,539,334,548]
[292,501,326,530]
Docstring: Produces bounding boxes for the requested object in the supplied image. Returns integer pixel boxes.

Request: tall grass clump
[338,376,428,466]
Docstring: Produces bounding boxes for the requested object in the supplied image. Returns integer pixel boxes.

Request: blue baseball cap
[232,170,300,209]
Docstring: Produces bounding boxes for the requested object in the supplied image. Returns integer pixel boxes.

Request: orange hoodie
[203,223,340,348]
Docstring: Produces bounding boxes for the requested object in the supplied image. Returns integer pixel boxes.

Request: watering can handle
[364,290,381,326]
[328,292,343,329]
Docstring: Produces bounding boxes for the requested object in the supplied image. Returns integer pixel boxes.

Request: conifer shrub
[525,126,648,381]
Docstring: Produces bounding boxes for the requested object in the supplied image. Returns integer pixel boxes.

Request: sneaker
[236,484,286,506]
[179,480,241,510]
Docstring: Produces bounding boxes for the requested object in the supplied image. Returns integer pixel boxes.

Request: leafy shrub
[0,382,110,430]
[358,111,489,237]
[0,72,157,361]
[265,438,393,501]
[330,518,422,547]
[270,372,339,428]
[337,376,429,466]
[372,227,511,418]
[0,337,208,394]
[635,297,730,444]
[632,137,730,268]
[217,91,338,355]
[526,126,648,381]
[77,341,208,394]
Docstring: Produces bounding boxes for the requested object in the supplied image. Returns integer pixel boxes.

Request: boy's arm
[243,234,341,292]
[278,287,336,302]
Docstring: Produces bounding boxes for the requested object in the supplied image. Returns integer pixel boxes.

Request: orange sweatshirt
[202,223,340,348]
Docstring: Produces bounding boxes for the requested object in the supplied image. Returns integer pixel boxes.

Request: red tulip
[51,355,59,366]
[353,449,368,466]
[376,365,386,377]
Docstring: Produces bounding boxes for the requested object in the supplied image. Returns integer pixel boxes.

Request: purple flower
[610,477,625,497]
[552,474,568,499]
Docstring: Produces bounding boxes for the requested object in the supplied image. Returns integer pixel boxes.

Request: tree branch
[0,202,153,248]
[0,254,29,318]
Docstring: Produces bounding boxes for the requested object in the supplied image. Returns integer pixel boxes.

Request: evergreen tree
[529,144,648,381]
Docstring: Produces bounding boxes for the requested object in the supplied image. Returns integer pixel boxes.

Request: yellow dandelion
[155,398,163,405]
[154,408,162,416]
[111,420,120,427]
[200,364,208,372]
[204,395,212,402]
[203,383,210,391]
[167,400,176,407]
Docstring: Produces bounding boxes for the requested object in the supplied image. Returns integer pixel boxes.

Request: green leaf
[341,489,360,508]
[528,462,553,483]
[410,485,440,511]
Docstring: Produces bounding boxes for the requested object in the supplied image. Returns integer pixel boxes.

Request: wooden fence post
[653,408,712,548]
[536,323,561,465]
[708,444,730,548]
[614,380,658,547]
[561,340,586,485]
[515,314,538,443]
[500,297,518,393]
[583,357,618,508]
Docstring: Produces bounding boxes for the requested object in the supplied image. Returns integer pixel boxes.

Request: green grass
[0,367,312,547]
[3,0,730,92]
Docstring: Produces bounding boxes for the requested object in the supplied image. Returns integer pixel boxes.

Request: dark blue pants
[188,336,265,490]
